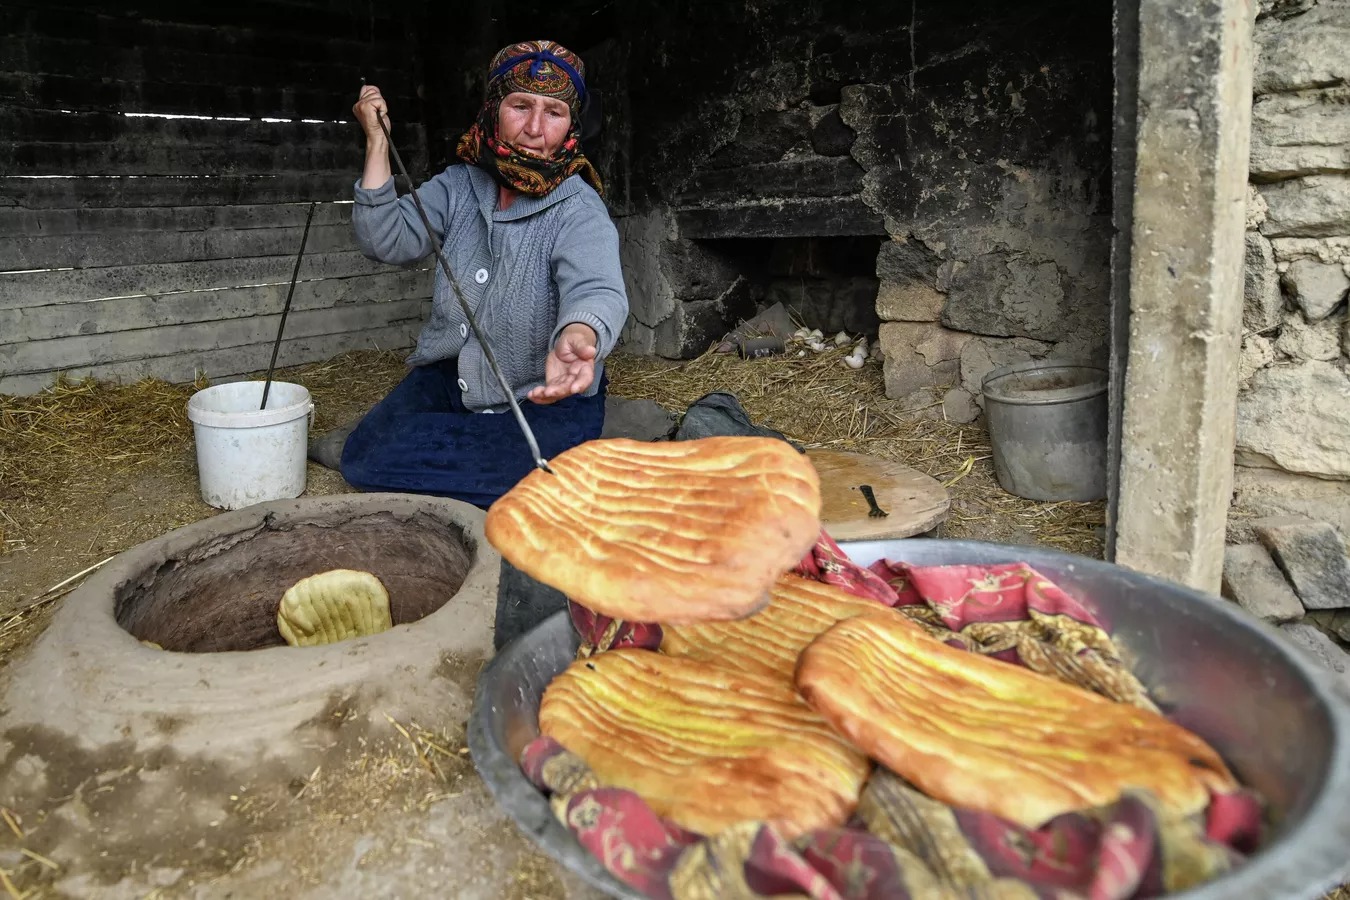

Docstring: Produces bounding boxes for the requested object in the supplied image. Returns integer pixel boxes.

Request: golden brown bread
[538,648,870,838]
[277,568,393,647]
[795,612,1237,828]
[485,437,822,625]
[661,573,882,679]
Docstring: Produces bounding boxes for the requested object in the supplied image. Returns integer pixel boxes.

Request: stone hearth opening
[614,0,1114,425]
[115,512,473,652]
[700,235,885,339]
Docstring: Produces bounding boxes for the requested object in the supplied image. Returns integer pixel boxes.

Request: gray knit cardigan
[351,165,629,411]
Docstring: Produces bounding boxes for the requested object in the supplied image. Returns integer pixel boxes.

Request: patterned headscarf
[456,40,604,198]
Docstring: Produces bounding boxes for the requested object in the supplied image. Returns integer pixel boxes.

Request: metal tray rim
[469,538,1350,900]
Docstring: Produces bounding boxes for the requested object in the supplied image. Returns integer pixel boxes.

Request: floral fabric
[526,530,1265,899]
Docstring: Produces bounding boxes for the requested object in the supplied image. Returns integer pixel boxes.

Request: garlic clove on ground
[833,331,850,347]
[844,354,865,369]
[809,328,824,341]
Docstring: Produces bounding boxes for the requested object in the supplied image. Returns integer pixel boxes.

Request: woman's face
[497,91,572,158]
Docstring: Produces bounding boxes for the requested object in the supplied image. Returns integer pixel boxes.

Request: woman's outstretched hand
[529,323,598,405]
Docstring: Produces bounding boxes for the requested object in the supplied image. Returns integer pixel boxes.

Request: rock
[717,301,797,351]
[1229,466,1350,544]
[1243,232,1284,333]
[618,210,678,332]
[958,336,1054,397]
[876,280,946,323]
[941,387,980,424]
[1274,310,1343,361]
[1238,333,1276,386]
[1254,516,1350,611]
[650,293,753,360]
[1278,623,1350,681]
[878,322,969,399]
[1235,360,1350,479]
[1307,609,1350,642]
[1270,235,1350,267]
[1221,543,1306,623]
[703,108,812,169]
[875,238,946,322]
[1249,88,1350,181]
[660,239,744,301]
[1280,258,1350,322]
[941,254,1067,342]
[1246,184,1269,231]
[1259,175,1350,238]
[1257,0,1316,20]
[601,397,677,442]
[809,105,855,157]
[1254,5,1350,94]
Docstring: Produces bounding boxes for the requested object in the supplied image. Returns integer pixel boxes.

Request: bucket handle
[308,402,315,429]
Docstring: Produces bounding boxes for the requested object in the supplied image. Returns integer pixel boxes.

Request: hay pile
[605,344,1104,556]
[0,344,1103,599]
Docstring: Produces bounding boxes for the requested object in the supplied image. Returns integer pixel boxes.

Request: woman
[340,40,628,509]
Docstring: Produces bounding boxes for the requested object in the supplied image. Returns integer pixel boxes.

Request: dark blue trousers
[340,358,606,509]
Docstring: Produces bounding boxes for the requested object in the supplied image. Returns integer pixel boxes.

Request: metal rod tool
[372,108,553,474]
[261,200,318,410]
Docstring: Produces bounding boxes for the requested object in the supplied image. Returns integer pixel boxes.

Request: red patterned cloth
[529,530,1265,899]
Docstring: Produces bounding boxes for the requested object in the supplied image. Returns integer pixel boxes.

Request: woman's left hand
[528,323,598,405]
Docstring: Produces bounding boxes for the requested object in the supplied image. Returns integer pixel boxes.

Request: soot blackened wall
[611,0,1114,421]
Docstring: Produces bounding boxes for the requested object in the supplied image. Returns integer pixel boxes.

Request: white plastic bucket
[186,381,315,511]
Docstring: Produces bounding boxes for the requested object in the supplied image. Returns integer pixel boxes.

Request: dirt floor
[7,342,1279,900]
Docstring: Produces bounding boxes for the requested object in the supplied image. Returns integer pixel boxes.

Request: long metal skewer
[372,108,552,474]
[260,200,318,410]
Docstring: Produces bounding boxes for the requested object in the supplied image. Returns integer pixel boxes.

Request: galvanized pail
[981,360,1108,501]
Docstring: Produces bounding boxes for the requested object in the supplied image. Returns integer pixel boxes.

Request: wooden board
[0,270,431,343]
[0,323,420,396]
[807,448,950,541]
[0,174,361,210]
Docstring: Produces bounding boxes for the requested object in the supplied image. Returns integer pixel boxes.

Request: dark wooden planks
[0,323,421,395]
[0,72,381,121]
[0,108,404,176]
[3,108,365,145]
[1,222,362,269]
[0,201,355,237]
[0,269,432,343]
[0,298,428,375]
[0,2,411,46]
[0,8,408,62]
[0,251,416,307]
[0,37,411,106]
[0,174,365,209]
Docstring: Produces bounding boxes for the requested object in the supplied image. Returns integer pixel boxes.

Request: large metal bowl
[468,539,1350,899]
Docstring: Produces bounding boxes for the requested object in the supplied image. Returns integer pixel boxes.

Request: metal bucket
[982,360,1108,501]
[468,539,1350,900]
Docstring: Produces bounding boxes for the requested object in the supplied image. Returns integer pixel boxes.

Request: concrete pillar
[1113,0,1254,592]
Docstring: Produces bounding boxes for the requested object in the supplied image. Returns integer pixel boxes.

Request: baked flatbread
[277,568,393,647]
[485,437,822,625]
[661,573,882,679]
[539,648,870,838]
[796,612,1237,827]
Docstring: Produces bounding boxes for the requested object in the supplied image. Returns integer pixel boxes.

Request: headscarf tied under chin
[455,39,604,198]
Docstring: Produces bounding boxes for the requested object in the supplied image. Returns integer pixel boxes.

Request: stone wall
[608,0,1114,390]
[1232,0,1350,541]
